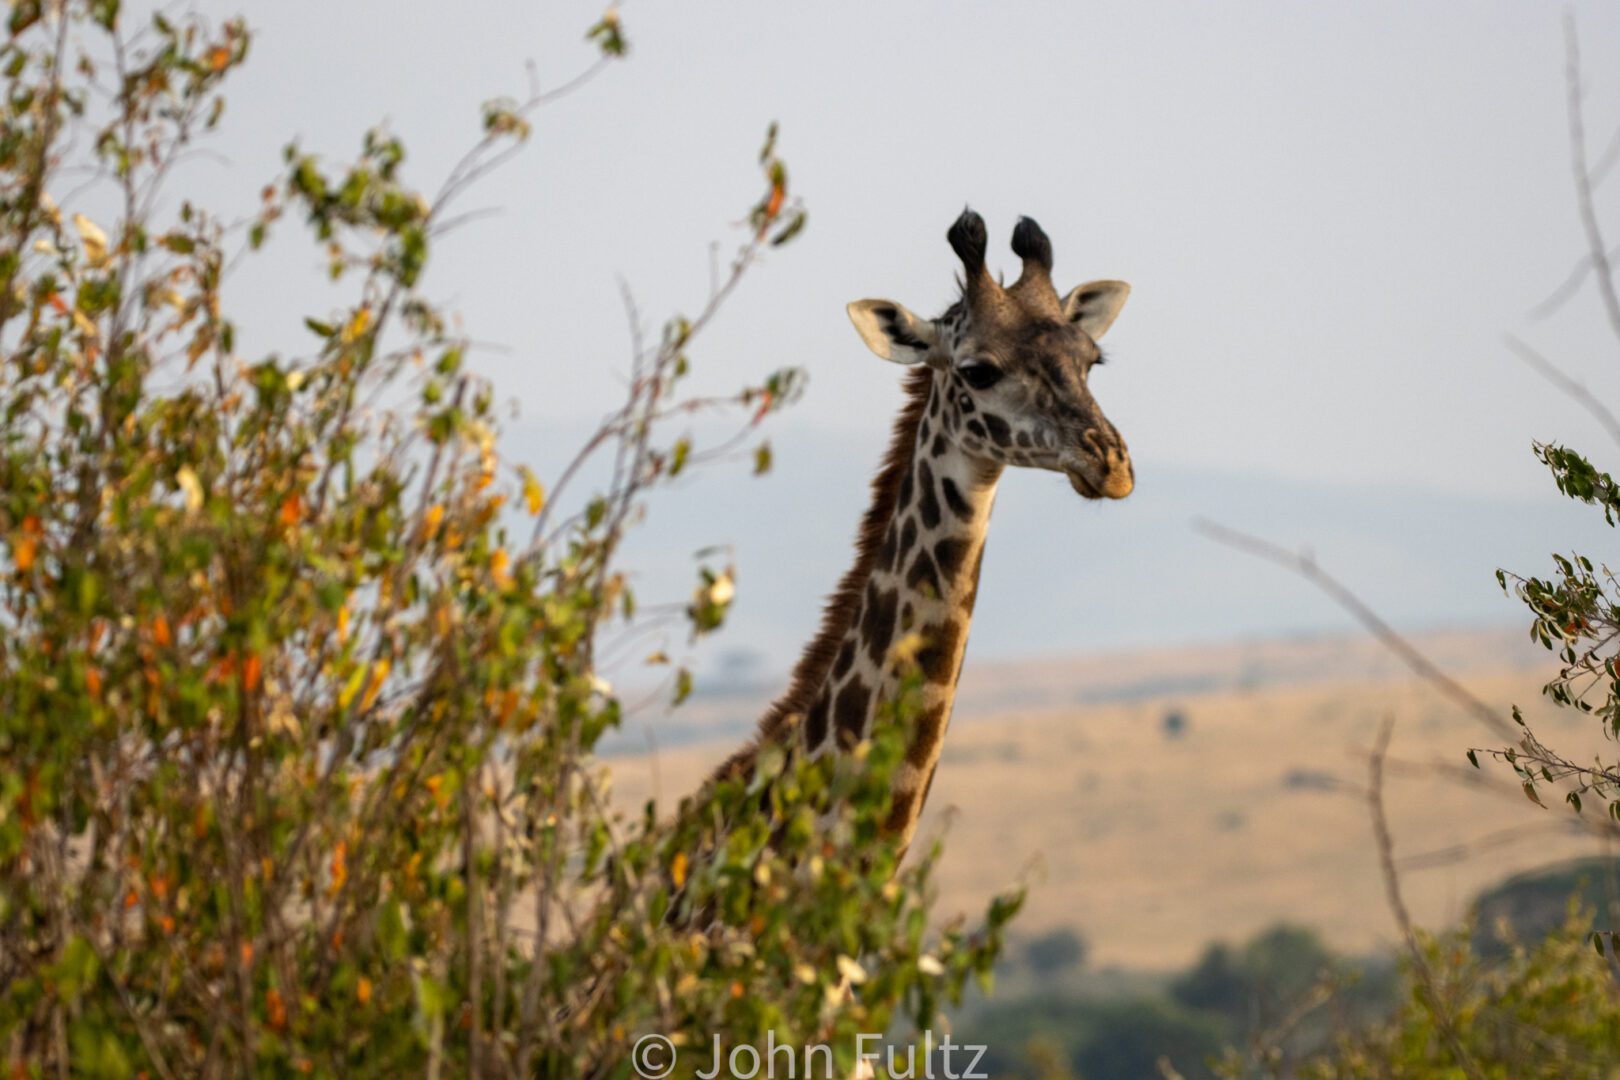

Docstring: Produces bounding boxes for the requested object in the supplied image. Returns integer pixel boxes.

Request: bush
[1294,907,1620,1080]
[1172,925,1338,1030]
[1022,927,1088,978]
[0,5,1017,1075]
[973,994,1229,1080]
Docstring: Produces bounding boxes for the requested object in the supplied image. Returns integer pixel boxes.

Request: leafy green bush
[1171,925,1337,1029]
[0,4,1017,1075]
[973,993,1228,1080]
[1293,907,1620,1080]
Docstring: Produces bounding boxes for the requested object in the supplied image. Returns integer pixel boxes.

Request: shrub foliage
[0,5,1017,1075]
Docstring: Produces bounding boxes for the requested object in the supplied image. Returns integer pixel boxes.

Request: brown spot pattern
[861,585,899,667]
[906,550,941,596]
[834,677,871,749]
[914,619,964,684]
[934,536,971,580]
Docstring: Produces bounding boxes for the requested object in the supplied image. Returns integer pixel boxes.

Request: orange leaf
[85,668,102,699]
[209,46,230,72]
[359,659,390,712]
[242,652,262,693]
[328,841,347,896]
[151,614,172,647]
[279,493,302,528]
[671,851,688,889]
[266,987,287,1031]
[752,389,774,425]
[356,976,372,1006]
[13,515,39,571]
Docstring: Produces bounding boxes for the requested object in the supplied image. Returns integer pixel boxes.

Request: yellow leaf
[359,658,390,712]
[671,851,688,889]
[175,466,203,512]
[72,213,109,267]
[490,547,511,587]
[706,569,735,607]
[340,306,371,345]
[356,976,372,1006]
[337,665,367,711]
[888,631,926,667]
[422,504,444,540]
[520,467,546,515]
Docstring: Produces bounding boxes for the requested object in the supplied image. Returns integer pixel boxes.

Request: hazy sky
[160,2,1620,669]
[210,1,1620,490]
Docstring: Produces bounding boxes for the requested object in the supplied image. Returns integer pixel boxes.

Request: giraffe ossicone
[713,208,1135,850]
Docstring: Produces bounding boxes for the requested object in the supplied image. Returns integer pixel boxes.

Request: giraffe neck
[798,377,1002,847]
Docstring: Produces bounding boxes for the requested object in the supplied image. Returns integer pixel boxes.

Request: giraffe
[711,208,1134,851]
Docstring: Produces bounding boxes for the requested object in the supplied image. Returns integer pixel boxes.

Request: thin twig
[1505,333,1620,450]
[1525,241,1620,322]
[1563,13,1620,355]
[1193,518,1517,740]
[1368,716,1486,1080]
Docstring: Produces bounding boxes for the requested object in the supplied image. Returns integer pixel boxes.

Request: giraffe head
[846,209,1134,500]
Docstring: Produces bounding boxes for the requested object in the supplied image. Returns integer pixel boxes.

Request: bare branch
[1369,716,1486,1080]
[1194,518,1518,740]
[1563,12,1620,356]
[1526,241,1620,321]
[1505,333,1620,450]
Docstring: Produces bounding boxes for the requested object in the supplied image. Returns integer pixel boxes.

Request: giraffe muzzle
[1062,442,1134,501]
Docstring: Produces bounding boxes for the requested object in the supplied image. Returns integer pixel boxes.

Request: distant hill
[511,417,1618,699]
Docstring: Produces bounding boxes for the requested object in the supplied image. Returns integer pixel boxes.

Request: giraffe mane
[709,366,934,783]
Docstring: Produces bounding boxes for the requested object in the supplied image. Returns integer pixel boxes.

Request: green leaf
[771,210,808,247]
[9,1,41,35]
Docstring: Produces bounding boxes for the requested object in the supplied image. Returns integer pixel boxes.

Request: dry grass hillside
[608,625,1614,970]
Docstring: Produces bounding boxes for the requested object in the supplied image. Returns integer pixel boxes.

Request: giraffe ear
[845,299,939,365]
[1060,280,1131,340]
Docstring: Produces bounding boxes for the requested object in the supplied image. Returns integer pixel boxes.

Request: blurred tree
[1022,927,1088,979]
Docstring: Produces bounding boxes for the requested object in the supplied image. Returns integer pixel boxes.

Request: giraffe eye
[959,361,1003,390]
